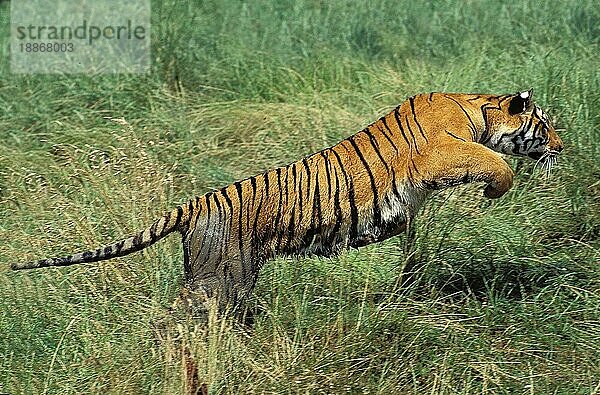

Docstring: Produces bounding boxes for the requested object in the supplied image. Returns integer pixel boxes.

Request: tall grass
[1,0,599,393]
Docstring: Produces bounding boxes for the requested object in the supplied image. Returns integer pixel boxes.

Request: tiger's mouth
[528,151,543,160]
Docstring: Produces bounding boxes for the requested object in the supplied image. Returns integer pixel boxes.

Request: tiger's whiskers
[534,152,558,178]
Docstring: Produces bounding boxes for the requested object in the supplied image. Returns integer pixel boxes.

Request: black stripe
[195,195,202,216]
[221,186,234,212]
[191,194,212,270]
[410,158,422,176]
[295,164,303,228]
[202,194,212,238]
[392,107,412,149]
[531,121,543,138]
[263,172,270,199]
[273,168,283,227]
[409,96,428,142]
[302,158,311,192]
[404,115,421,155]
[331,166,343,238]
[329,149,346,240]
[274,167,285,252]
[306,191,320,245]
[321,151,333,200]
[213,192,225,267]
[283,166,295,212]
[497,94,512,105]
[59,255,73,266]
[311,169,323,235]
[380,116,395,138]
[479,103,499,144]
[149,219,159,241]
[234,181,243,200]
[187,198,194,218]
[234,182,246,272]
[348,137,381,226]
[248,177,257,231]
[250,176,257,197]
[285,202,296,254]
[289,165,298,248]
[330,147,349,184]
[132,232,143,247]
[92,248,101,260]
[213,190,222,211]
[177,199,193,235]
[428,92,435,102]
[348,178,358,242]
[182,236,190,279]
[302,158,312,230]
[154,213,168,238]
[363,128,390,172]
[173,205,184,229]
[332,146,358,241]
[480,107,490,143]
[288,162,303,252]
[114,240,125,255]
[161,211,171,234]
[444,95,478,140]
[291,163,297,191]
[446,130,466,142]
[185,196,201,238]
[220,185,235,264]
[406,161,414,181]
[523,116,534,135]
[375,122,399,154]
[250,183,265,256]
[390,168,403,198]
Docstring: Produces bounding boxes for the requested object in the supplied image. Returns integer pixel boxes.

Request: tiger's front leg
[416,142,515,198]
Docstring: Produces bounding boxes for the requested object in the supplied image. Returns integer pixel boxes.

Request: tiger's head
[483,89,564,172]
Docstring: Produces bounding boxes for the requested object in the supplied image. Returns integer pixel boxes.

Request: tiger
[10,89,564,314]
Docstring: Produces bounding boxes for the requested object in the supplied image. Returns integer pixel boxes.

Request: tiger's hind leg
[173,227,262,322]
[169,201,265,322]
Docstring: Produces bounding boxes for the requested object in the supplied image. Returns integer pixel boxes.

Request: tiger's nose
[551,134,564,153]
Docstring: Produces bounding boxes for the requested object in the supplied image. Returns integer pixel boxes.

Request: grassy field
[1,0,599,393]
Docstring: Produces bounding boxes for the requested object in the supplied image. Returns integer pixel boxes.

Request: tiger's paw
[483,166,514,199]
[484,184,508,199]
[483,177,513,198]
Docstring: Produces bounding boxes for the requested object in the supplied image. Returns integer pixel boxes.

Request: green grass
[1,0,599,393]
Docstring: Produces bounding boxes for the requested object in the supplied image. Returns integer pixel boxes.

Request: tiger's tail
[10,202,194,270]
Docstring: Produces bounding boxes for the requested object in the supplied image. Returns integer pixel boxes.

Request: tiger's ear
[508,89,533,115]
